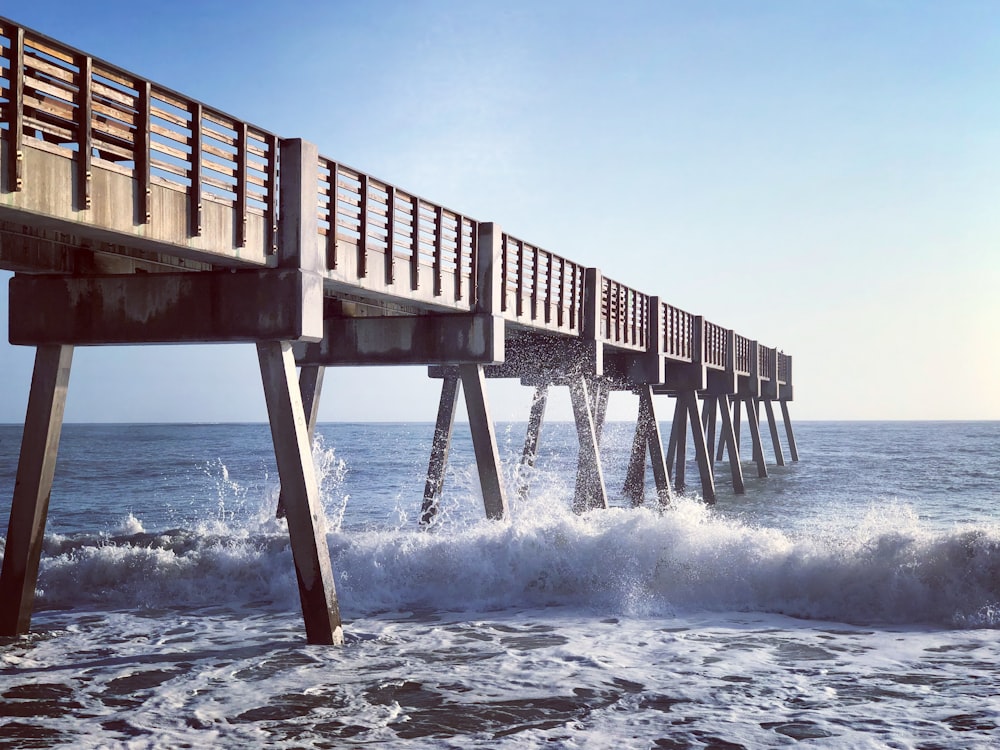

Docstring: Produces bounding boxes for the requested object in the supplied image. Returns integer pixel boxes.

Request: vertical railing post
[235,121,248,248]
[582,268,603,376]
[265,133,278,255]
[454,213,465,301]
[409,195,420,289]
[7,24,24,193]
[325,161,339,270]
[475,222,502,315]
[358,173,368,277]
[76,53,93,211]
[136,81,151,223]
[432,205,443,296]
[385,185,396,285]
[189,101,202,236]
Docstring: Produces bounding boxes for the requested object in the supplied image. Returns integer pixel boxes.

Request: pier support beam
[715,394,746,494]
[460,364,509,520]
[276,364,325,519]
[517,384,548,500]
[623,386,672,507]
[568,375,608,512]
[420,373,461,526]
[780,400,800,462]
[0,345,73,636]
[666,396,687,491]
[762,398,786,466]
[743,397,768,479]
[680,391,716,504]
[257,340,343,645]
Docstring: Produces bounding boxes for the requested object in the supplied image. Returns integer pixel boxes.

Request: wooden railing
[663,302,695,361]
[0,19,278,250]
[777,352,791,384]
[601,277,648,351]
[499,234,585,334]
[0,16,791,391]
[318,156,476,307]
[703,320,728,369]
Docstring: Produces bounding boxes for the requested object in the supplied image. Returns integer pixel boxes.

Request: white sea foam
[29,492,1000,629]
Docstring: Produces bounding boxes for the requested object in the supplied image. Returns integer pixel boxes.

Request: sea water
[1,421,999,748]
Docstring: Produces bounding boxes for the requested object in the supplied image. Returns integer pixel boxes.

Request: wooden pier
[0,18,797,643]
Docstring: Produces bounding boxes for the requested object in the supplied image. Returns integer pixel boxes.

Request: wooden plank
[0,345,73,636]
[149,156,188,178]
[150,101,190,128]
[152,87,190,112]
[420,374,461,526]
[149,120,192,146]
[91,116,133,145]
[90,78,135,108]
[201,140,236,162]
[90,137,131,161]
[92,100,136,129]
[202,156,236,179]
[23,93,74,125]
[24,75,76,103]
[22,51,74,84]
[149,137,189,163]
[201,172,235,194]
[24,36,75,65]
[91,64,137,90]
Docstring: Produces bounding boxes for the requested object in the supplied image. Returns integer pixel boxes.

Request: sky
[2,0,999,423]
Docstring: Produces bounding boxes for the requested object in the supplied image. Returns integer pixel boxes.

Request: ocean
[1,420,999,748]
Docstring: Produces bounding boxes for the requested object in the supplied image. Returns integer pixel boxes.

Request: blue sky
[2,1,999,422]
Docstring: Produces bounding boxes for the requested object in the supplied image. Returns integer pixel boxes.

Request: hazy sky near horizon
[2,0,999,423]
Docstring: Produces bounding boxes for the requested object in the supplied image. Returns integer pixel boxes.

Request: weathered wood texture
[420,374,461,526]
[0,345,73,635]
[257,341,343,645]
[518,385,548,500]
[459,364,509,520]
[568,376,609,512]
